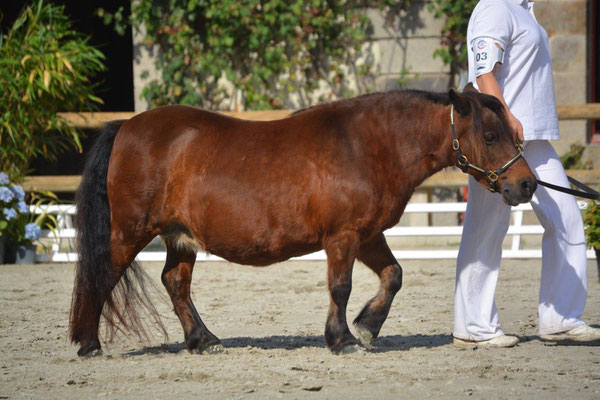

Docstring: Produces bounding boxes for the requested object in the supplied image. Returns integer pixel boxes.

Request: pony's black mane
[465,90,504,115]
[291,88,507,132]
[402,89,508,135]
[291,89,452,116]
[403,89,451,105]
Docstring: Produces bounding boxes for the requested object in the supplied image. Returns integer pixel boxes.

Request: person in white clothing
[453,0,600,348]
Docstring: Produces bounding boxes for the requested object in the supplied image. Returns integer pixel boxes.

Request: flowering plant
[0,172,42,245]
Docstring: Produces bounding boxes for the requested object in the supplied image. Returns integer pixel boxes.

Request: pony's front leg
[162,242,222,354]
[353,233,403,348]
[323,231,360,354]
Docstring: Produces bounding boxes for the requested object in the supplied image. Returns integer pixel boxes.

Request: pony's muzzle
[501,176,536,206]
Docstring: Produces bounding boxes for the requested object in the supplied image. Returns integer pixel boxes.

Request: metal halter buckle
[452,139,460,151]
[516,142,523,152]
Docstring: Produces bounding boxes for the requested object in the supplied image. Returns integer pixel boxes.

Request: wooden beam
[57,104,600,129]
[57,110,292,129]
[556,104,600,120]
[22,169,600,193]
[57,112,134,129]
[22,175,81,192]
[221,110,291,120]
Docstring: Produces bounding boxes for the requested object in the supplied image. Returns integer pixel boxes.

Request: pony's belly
[206,242,322,267]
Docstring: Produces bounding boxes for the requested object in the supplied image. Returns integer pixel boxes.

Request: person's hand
[507,112,524,143]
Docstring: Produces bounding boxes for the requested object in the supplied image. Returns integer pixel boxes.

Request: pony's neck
[387,98,457,192]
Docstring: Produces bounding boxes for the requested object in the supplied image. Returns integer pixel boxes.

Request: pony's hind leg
[323,231,361,354]
[72,232,156,357]
[353,233,403,349]
[161,238,222,354]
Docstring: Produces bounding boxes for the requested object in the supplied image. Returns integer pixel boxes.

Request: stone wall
[535,0,588,155]
[367,2,450,92]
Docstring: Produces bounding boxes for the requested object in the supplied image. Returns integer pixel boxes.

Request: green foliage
[559,144,596,248]
[427,0,477,88]
[584,201,600,249]
[560,143,592,170]
[99,0,410,110]
[0,0,106,180]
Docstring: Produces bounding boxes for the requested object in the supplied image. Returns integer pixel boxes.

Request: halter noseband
[450,104,524,193]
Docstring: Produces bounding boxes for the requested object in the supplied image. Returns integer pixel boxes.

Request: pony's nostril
[520,178,534,196]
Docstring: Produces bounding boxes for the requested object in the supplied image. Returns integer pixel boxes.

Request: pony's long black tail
[69,121,166,351]
[69,120,123,347]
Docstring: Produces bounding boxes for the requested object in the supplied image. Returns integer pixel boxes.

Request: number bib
[472,37,504,77]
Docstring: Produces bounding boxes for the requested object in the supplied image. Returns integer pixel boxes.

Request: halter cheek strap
[450,104,524,193]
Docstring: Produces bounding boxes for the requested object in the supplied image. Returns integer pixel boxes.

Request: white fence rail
[34,202,596,262]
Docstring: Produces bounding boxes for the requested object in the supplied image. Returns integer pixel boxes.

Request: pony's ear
[463,82,479,93]
[449,88,471,116]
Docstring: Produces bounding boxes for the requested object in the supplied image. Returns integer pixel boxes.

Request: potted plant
[0,172,36,263]
[0,172,11,262]
[0,171,57,264]
[583,201,600,280]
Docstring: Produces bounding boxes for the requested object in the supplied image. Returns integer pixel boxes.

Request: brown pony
[70,85,536,356]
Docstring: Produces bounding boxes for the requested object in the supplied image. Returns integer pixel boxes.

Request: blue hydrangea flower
[0,172,8,185]
[0,186,14,203]
[24,223,41,241]
[17,201,29,214]
[10,185,25,201]
[3,207,17,220]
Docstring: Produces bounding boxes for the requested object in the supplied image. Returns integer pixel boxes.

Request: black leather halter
[450,105,524,193]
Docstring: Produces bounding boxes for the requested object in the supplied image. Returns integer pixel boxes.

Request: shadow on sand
[121,326,600,356]
[121,333,455,357]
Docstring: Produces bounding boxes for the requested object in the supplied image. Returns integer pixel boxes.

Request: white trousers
[454,140,588,340]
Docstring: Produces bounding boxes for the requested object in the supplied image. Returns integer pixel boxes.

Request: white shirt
[467,0,559,140]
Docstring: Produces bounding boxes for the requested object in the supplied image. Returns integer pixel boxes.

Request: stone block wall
[535,0,588,155]
[367,2,450,92]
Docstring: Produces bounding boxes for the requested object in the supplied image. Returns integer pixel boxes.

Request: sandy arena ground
[1,259,599,399]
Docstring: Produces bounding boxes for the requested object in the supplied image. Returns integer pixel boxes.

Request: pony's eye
[483,131,497,144]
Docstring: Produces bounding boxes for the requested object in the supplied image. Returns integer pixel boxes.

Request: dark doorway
[589,0,600,143]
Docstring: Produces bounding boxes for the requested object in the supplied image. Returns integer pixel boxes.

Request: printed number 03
[476,52,488,61]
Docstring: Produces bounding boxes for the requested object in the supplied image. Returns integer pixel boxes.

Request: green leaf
[0,0,105,177]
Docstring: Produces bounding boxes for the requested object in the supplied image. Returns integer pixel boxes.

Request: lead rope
[537,177,600,200]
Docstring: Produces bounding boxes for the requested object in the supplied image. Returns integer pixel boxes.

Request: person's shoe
[539,324,600,343]
[453,334,519,349]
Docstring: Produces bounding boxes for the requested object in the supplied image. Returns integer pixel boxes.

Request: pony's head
[448,84,536,205]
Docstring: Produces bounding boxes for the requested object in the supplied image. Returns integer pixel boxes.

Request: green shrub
[560,143,592,170]
[584,201,600,249]
[98,0,410,110]
[0,0,105,180]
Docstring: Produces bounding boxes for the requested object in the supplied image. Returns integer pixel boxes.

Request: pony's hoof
[77,341,103,358]
[354,323,374,350]
[340,344,363,354]
[199,343,224,355]
[330,338,362,355]
[79,348,103,358]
